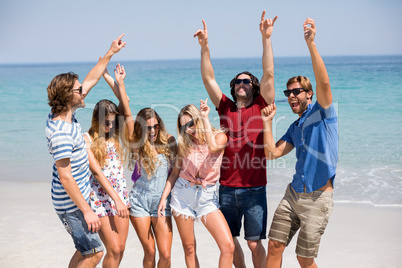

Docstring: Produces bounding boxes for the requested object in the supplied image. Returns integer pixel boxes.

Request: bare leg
[233,237,246,268]
[202,210,234,268]
[69,250,103,268]
[99,215,129,268]
[130,216,156,268]
[151,216,173,268]
[265,240,286,268]
[296,256,317,268]
[174,215,199,268]
[247,240,266,268]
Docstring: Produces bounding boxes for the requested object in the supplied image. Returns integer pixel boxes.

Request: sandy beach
[0,181,401,268]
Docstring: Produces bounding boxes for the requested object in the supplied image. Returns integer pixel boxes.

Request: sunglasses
[234,79,252,85]
[147,124,160,131]
[283,88,306,97]
[72,86,82,95]
[180,119,194,132]
[104,120,114,127]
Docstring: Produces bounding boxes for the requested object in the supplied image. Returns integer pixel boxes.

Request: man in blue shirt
[261,18,338,268]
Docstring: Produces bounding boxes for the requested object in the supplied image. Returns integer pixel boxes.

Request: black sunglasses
[104,120,114,127]
[283,88,306,97]
[72,85,82,95]
[180,119,194,132]
[147,124,160,131]
[234,79,252,85]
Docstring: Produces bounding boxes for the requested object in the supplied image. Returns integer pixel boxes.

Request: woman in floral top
[84,63,131,267]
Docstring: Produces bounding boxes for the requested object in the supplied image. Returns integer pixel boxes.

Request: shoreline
[1,181,402,267]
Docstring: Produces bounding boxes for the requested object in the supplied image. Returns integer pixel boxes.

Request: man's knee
[247,240,263,253]
[267,239,286,256]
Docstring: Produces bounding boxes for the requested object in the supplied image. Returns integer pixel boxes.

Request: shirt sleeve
[255,94,269,108]
[317,102,337,120]
[49,130,73,162]
[280,124,294,147]
[217,94,230,115]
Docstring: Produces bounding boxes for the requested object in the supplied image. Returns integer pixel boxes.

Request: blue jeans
[57,209,104,255]
[219,185,267,241]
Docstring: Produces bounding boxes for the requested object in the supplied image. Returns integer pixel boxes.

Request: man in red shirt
[194,11,277,268]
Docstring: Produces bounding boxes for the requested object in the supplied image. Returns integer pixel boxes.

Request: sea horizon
[1,55,401,207]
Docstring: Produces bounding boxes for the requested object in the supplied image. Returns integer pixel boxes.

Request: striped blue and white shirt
[46,112,91,214]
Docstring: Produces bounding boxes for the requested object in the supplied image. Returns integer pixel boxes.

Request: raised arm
[259,11,278,105]
[194,20,222,108]
[261,104,293,159]
[114,64,134,137]
[200,98,227,153]
[304,18,332,108]
[102,58,122,102]
[81,33,126,96]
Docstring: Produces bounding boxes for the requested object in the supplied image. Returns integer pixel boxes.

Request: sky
[1,0,401,64]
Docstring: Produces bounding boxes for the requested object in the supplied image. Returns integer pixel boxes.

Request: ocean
[1,55,401,207]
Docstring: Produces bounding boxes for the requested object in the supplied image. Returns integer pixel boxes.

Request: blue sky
[1,0,401,64]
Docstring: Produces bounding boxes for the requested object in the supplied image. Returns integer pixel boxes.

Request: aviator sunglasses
[180,119,194,132]
[234,78,252,85]
[283,88,307,97]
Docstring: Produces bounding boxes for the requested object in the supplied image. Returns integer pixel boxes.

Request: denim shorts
[268,184,333,258]
[57,209,104,256]
[219,185,267,241]
[129,187,171,217]
[170,177,219,219]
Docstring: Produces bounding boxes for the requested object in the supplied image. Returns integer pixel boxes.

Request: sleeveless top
[84,133,129,217]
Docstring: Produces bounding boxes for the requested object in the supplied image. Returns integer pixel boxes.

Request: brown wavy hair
[177,104,222,157]
[87,99,128,168]
[286,75,314,100]
[130,108,172,178]
[47,72,77,114]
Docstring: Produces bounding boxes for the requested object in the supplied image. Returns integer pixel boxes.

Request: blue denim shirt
[281,101,338,193]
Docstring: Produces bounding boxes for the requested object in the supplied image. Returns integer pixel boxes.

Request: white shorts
[170,177,219,219]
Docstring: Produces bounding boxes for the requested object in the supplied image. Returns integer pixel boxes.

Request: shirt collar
[296,103,314,127]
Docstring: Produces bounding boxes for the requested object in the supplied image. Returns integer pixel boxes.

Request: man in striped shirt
[46,34,125,268]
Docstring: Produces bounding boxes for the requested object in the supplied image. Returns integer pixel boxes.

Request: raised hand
[304,18,316,44]
[109,33,126,54]
[194,20,208,47]
[114,63,126,84]
[200,98,210,118]
[260,10,278,39]
[261,103,277,123]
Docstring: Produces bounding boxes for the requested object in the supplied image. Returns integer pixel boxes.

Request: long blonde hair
[88,99,128,167]
[177,104,222,157]
[130,108,172,178]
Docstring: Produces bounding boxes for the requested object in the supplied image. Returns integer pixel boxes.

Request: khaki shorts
[268,184,333,258]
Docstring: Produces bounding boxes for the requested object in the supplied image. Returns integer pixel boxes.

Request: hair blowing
[130,108,172,178]
[47,72,78,114]
[88,99,127,168]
